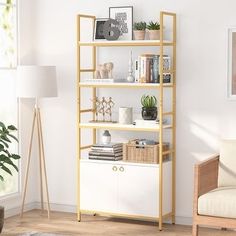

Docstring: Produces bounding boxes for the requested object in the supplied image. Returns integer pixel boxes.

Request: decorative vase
[102,130,111,144]
[0,206,4,234]
[119,107,133,124]
[133,30,145,40]
[148,30,160,40]
[142,107,157,120]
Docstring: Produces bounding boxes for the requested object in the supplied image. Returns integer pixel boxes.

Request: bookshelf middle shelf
[79,122,172,132]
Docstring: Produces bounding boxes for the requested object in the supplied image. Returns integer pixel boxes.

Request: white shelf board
[79,82,173,88]
[79,122,172,132]
[78,40,173,47]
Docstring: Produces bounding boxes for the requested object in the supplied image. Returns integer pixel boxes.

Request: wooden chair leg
[192,224,199,236]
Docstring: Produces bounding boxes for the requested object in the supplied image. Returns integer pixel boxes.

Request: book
[135,54,171,83]
[89,151,123,157]
[89,155,122,161]
[92,143,123,148]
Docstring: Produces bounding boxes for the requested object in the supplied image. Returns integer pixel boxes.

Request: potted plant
[141,95,158,120]
[0,122,20,234]
[147,21,160,40]
[133,21,146,40]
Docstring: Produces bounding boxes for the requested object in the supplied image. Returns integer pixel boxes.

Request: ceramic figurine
[127,50,135,82]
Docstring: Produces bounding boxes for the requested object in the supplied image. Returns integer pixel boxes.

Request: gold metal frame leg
[20,108,36,218]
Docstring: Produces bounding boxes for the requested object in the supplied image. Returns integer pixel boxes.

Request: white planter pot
[119,107,133,124]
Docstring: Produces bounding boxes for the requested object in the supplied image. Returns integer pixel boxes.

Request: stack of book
[89,143,123,161]
[135,54,171,83]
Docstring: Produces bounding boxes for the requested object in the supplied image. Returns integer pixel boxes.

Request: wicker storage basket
[123,141,169,164]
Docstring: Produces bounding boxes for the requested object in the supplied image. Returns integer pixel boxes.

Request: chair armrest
[193,154,219,215]
[194,154,219,197]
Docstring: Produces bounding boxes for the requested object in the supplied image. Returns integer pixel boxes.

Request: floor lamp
[17,66,57,219]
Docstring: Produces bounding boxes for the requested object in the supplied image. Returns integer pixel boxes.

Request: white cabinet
[80,160,172,218]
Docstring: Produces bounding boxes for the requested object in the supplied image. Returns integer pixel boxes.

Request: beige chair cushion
[218,140,236,187]
[198,187,236,218]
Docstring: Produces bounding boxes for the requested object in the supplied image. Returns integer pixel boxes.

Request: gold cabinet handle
[119,166,124,172]
[112,166,117,171]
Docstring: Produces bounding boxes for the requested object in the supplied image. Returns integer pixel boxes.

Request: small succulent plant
[141,95,158,108]
[133,21,146,31]
[147,21,160,30]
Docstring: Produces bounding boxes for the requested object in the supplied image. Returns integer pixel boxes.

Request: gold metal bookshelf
[77,11,176,231]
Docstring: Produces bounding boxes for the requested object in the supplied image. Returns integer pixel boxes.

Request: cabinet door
[117,162,172,218]
[117,164,158,217]
[80,161,118,212]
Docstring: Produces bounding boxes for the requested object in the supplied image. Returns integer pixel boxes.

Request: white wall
[18,0,236,222]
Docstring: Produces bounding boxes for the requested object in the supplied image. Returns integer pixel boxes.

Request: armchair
[193,140,236,236]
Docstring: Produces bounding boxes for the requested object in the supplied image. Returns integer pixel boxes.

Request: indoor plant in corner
[141,95,158,120]
[147,21,160,40]
[0,122,20,234]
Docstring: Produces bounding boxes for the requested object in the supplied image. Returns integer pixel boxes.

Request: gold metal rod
[80,69,94,72]
[80,109,94,113]
[36,109,44,212]
[77,14,81,222]
[78,14,96,19]
[20,108,36,218]
[162,149,175,155]
[158,11,164,232]
[161,12,176,17]
[163,112,173,116]
[92,42,97,144]
[171,13,177,225]
[80,145,93,150]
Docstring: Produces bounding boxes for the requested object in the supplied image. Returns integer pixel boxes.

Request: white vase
[102,130,111,144]
[119,107,133,124]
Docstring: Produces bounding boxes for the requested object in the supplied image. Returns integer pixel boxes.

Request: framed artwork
[94,18,109,40]
[109,6,133,41]
[228,28,236,99]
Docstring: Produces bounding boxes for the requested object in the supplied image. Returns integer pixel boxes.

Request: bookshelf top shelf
[79,122,172,132]
[78,40,174,47]
[79,82,173,89]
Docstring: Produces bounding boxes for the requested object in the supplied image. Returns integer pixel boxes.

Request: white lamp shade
[17,65,58,98]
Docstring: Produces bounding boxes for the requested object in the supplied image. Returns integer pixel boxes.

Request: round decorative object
[0,206,4,233]
[102,130,111,144]
[141,107,157,120]
[119,107,133,124]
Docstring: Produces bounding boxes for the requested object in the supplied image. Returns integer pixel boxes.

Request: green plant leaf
[0,139,9,148]
[7,133,18,142]
[0,144,4,151]
[7,125,17,131]
[1,134,11,143]
[0,122,6,130]
[11,154,21,159]
[1,165,12,176]
[0,175,4,181]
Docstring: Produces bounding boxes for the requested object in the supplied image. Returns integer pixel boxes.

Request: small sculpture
[95,62,114,79]
[127,50,135,82]
[90,97,116,123]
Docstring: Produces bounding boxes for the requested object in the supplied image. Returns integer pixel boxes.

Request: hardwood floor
[2,210,236,236]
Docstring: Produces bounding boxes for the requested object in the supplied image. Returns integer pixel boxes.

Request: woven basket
[123,141,169,164]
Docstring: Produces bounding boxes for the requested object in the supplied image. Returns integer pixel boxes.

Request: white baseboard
[5,202,37,218]
[5,201,193,226]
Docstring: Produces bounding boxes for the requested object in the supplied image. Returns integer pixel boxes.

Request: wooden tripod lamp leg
[36,109,44,212]
[20,108,36,218]
[37,108,51,219]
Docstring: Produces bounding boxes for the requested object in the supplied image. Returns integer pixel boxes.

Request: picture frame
[93,18,109,40]
[109,6,133,41]
[228,27,236,99]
